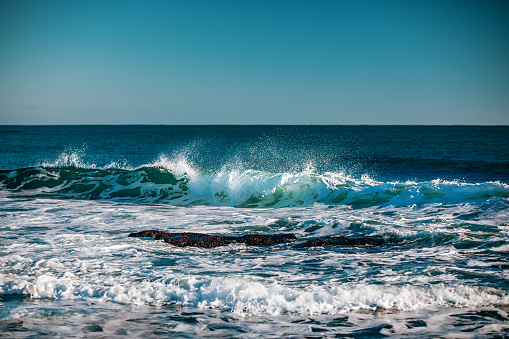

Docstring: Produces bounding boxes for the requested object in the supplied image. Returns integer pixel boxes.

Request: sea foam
[2,266,507,316]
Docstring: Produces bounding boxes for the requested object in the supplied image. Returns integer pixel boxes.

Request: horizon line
[1,124,508,127]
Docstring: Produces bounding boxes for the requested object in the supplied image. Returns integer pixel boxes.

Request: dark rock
[297,235,385,247]
[128,230,168,238]
[128,230,384,248]
[238,233,297,245]
[156,232,207,240]
[159,233,297,248]
[163,234,226,248]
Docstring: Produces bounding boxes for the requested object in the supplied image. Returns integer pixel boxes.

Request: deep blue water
[0,125,508,337]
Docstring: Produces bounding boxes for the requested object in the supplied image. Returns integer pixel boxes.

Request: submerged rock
[237,233,298,245]
[128,230,384,248]
[296,235,385,247]
[128,230,169,238]
[129,231,297,248]
[164,234,227,248]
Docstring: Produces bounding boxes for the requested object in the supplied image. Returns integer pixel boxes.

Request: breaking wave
[0,153,508,208]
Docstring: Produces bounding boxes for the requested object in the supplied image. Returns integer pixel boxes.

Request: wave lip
[1,159,508,208]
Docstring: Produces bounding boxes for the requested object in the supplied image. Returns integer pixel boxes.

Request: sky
[0,0,508,125]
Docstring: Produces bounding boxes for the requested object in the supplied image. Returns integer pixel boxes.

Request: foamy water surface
[1,125,508,337]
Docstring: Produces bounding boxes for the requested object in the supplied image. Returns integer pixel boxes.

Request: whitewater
[1,125,508,337]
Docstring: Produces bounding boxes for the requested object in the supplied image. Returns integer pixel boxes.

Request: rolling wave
[1,155,507,208]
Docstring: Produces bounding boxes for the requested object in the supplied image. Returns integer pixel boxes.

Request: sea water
[0,125,508,337]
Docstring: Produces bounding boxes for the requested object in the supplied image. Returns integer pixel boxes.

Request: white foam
[2,269,507,316]
[1,186,508,322]
[39,148,95,169]
[146,155,197,179]
[491,244,509,252]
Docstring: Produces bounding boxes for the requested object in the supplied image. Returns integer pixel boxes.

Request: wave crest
[1,152,508,207]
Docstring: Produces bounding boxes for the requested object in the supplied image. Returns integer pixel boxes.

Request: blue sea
[0,125,508,337]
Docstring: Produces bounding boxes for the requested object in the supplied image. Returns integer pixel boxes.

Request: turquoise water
[1,126,508,337]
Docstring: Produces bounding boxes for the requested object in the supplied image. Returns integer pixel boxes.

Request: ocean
[0,125,508,337]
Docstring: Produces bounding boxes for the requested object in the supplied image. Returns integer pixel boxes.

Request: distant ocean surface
[1,125,508,337]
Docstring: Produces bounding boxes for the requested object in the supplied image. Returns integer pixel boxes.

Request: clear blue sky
[1,0,508,125]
